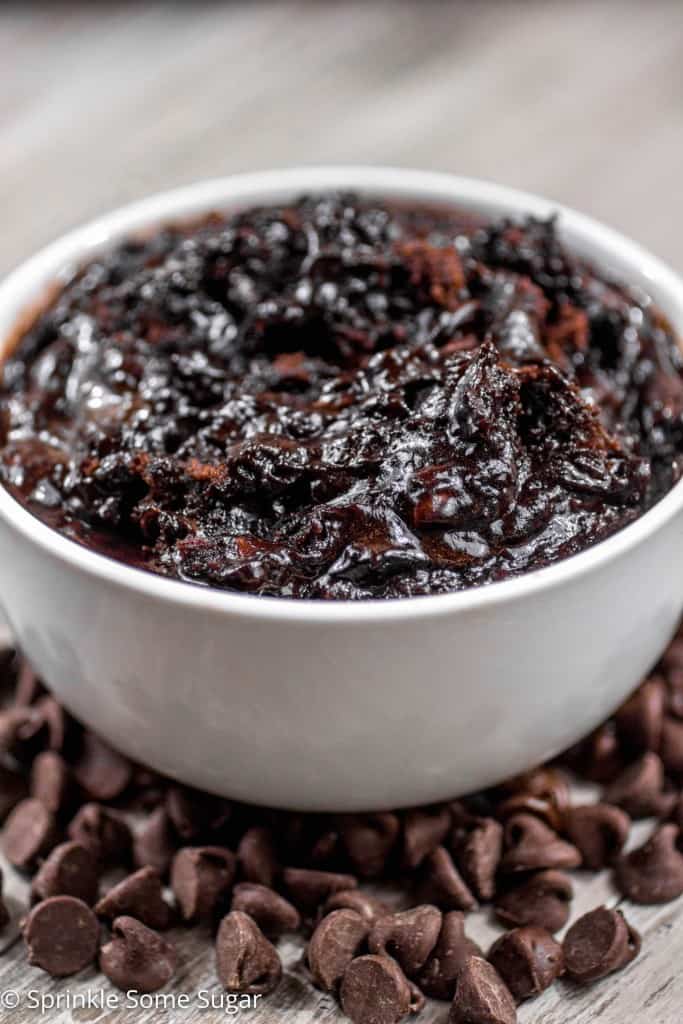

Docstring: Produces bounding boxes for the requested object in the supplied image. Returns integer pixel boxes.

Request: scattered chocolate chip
[417,911,482,1000]
[171,845,236,923]
[231,882,300,937]
[402,805,452,869]
[501,814,581,873]
[237,826,279,888]
[215,910,282,995]
[309,827,341,867]
[494,870,573,933]
[30,751,73,815]
[0,764,28,821]
[14,661,44,706]
[283,867,357,916]
[128,766,166,811]
[307,908,369,991]
[2,797,58,871]
[577,723,624,783]
[72,731,133,801]
[670,795,683,831]
[368,904,442,977]
[133,806,177,875]
[100,915,176,993]
[495,793,562,832]
[322,888,390,925]
[604,752,670,818]
[0,867,10,930]
[417,845,477,911]
[660,717,683,775]
[449,956,517,1024]
[456,818,503,901]
[615,677,666,753]
[499,769,570,832]
[615,822,683,903]
[32,696,67,752]
[68,802,131,865]
[563,907,640,983]
[489,926,564,1001]
[339,813,400,878]
[166,785,231,840]
[96,865,172,929]
[563,803,631,869]
[23,896,99,977]
[31,841,99,904]
[340,954,412,1024]
[0,705,45,761]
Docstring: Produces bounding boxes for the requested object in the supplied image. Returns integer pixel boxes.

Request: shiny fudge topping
[1,194,682,600]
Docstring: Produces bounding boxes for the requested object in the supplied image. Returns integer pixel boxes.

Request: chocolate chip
[307,908,369,991]
[604,752,671,818]
[14,660,44,706]
[417,845,477,912]
[96,866,172,929]
[133,806,177,875]
[237,826,279,888]
[660,716,683,775]
[100,915,176,993]
[417,911,482,1000]
[340,954,412,1024]
[166,785,231,840]
[32,696,68,752]
[494,870,573,933]
[456,818,503,901]
[128,766,166,811]
[215,910,282,995]
[498,769,570,832]
[501,814,581,873]
[576,723,624,783]
[615,677,666,753]
[310,827,341,868]
[449,956,517,1024]
[0,764,28,822]
[2,797,58,870]
[171,845,236,922]
[339,813,400,878]
[72,731,133,801]
[282,867,357,916]
[489,926,564,1001]
[231,882,300,936]
[0,706,45,761]
[368,904,442,977]
[670,794,683,831]
[322,888,390,925]
[31,841,100,905]
[0,867,10,930]
[615,822,683,903]
[23,896,99,977]
[30,751,73,815]
[402,804,452,869]
[563,907,640,983]
[68,802,131,865]
[563,803,631,869]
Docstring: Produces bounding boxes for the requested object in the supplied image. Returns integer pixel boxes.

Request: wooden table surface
[1,2,683,1021]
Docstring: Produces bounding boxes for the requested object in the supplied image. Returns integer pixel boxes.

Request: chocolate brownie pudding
[1,194,682,599]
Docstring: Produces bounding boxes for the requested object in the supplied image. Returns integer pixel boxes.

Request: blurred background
[2,1,682,275]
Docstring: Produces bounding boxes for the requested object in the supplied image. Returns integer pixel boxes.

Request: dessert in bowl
[0,167,682,810]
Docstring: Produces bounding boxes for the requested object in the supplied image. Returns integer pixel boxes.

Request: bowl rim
[1,164,683,625]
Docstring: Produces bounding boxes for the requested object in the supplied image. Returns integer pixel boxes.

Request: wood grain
[1,2,683,1020]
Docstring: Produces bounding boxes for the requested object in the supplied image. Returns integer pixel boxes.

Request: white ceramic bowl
[1,167,683,812]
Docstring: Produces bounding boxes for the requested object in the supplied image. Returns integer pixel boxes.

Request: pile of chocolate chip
[2,627,683,1024]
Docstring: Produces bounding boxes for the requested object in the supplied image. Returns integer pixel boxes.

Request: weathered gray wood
[1,2,683,1020]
